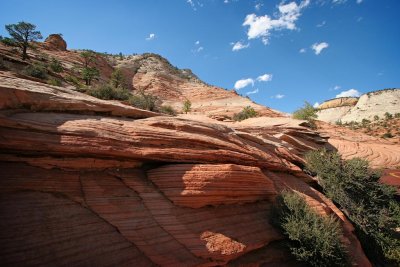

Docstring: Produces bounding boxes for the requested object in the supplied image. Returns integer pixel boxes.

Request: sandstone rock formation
[317,121,400,169]
[113,53,282,118]
[317,89,400,123]
[0,71,371,266]
[44,33,67,51]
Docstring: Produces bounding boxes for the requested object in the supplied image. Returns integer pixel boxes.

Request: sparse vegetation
[49,57,63,73]
[159,105,177,115]
[129,90,160,111]
[23,63,47,79]
[110,68,126,89]
[385,112,393,120]
[88,84,130,101]
[4,21,43,60]
[305,149,400,265]
[292,101,317,121]
[272,191,348,267]
[81,67,99,86]
[233,106,258,121]
[182,99,192,114]
[47,78,62,86]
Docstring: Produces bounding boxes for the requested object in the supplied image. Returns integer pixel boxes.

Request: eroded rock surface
[0,72,371,266]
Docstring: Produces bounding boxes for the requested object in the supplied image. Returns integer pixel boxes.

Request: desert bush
[49,57,63,73]
[374,115,380,121]
[66,75,83,89]
[385,112,393,120]
[233,106,258,121]
[361,119,371,127]
[395,113,400,119]
[272,191,348,267]
[129,90,160,111]
[47,78,62,86]
[110,68,126,88]
[292,101,317,121]
[23,63,48,79]
[182,99,192,114]
[88,84,130,101]
[305,149,400,265]
[382,132,393,138]
[159,105,177,115]
[335,120,343,126]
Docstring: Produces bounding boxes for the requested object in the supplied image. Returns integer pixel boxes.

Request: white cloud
[234,78,254,90]
[232,41,250,51]
[255,3,263,10]
[299,48,306,53]
[224,0,229,3]
[313,102,320,108]
[242,0,310,45]
[271,94,285,99]
[247,88,259,95]
[195,40,200,45]
[332,0,347,4]
[334,85,341,90]
[257,73,273,82]
[335,89,361,98]
[356,0,363,3]
[146,33,156,41]
[311,42,329,55]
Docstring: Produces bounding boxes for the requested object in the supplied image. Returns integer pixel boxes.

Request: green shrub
[159,105,177,115]
[110,68,127,88]
[49,57,63,73]
[23,63,48,79]
[385,112,393,120]
[233,106,258,121]
[292,101,317,121]
[272,191,348,267]
[128,90,160,111]
[66,75,83,89]
[305,149,400,265]
[47,78,62,86]
[382,132,393,138]
[88,84,130,101]
[182,99,192,114]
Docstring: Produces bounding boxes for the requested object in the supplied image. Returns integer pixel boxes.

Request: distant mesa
[44,34,67,51]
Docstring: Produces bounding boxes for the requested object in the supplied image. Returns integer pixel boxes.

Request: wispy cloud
[192,40,204,54]
[356,0,363,4]
[335,89,361,98]
[247,88,259,95]
[257,73,273,82]
[145,33,156,41]
[271,94,285,99]
[311,42,329,55]
[316,21,326,27]
[299,48,306,53]
[231,41,250,51]
[234,78,254,90]
[242,0,310,45]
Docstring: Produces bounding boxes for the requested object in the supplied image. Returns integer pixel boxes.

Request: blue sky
[0,0,399,112]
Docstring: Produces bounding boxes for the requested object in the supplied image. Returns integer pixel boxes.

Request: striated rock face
[317,121,400,168]
[44,34,67,51]
[317,89,400,123]
[114,53,282,118]
[0,72,371,266]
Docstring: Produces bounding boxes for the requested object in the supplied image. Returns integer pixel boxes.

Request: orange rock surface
[0,72,371,266]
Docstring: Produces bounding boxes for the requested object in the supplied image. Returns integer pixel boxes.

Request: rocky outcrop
[44,34,67,51]
[317,89,400,123]
[0,72,371,266]
[113,53,282,118]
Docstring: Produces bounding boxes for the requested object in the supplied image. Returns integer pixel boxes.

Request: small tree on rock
[4,21,43,60]
[182,99,192,114]
[110,68,126,88]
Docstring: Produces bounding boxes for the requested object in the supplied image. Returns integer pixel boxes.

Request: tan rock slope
[0,71,371,266]
[317,89,400,123]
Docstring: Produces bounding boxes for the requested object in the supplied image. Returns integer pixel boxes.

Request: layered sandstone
[317,89,400,123]
[0,72,370,266]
